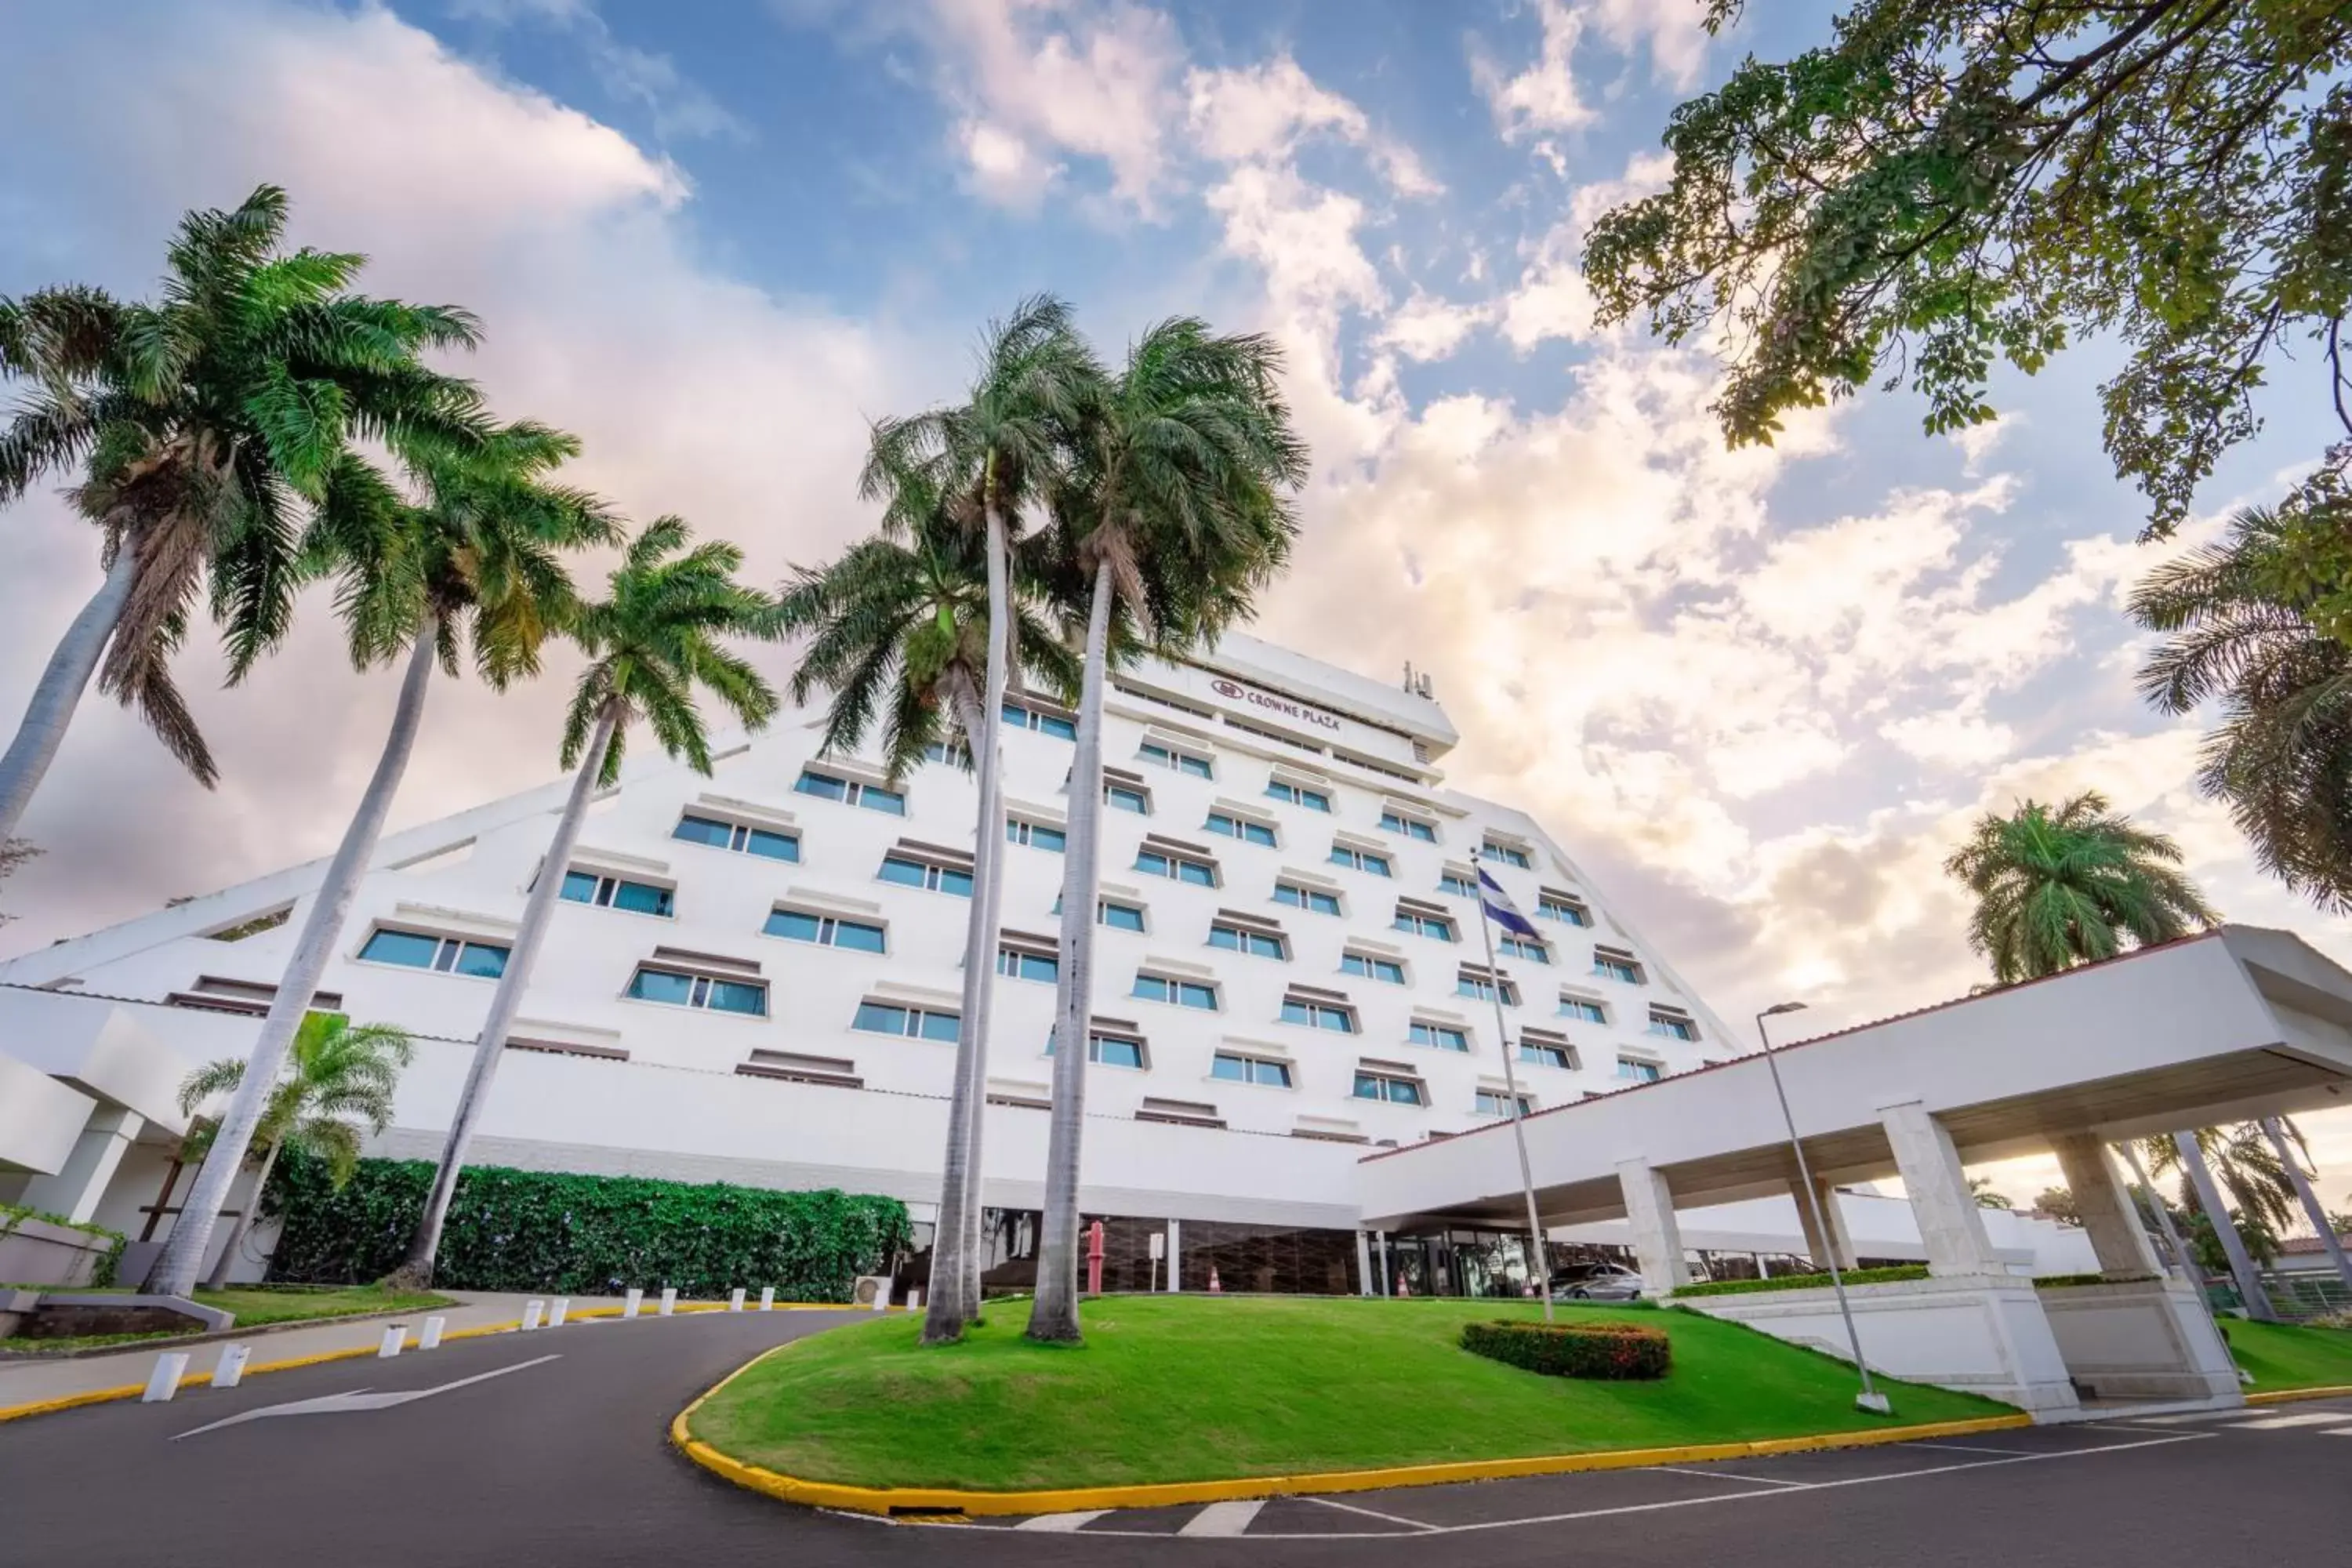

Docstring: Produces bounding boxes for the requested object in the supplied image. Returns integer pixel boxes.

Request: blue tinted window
[706,979,768,1016]
[1101,902,1145,931]
[1106,784,1149,814]
[1561,998,1608,1024]
[1093,1036,1145,1068]
[1178,859,1214,887]
[793,771,847,802]
[673,814,733,848]
[609,880,673,917]
[764,909,823,942]
[1039,713,1077,741]
[878,856,927,889]
[452,942,509,978]
[920,1011,961,1043]
[853,1002,908,1035]
[998,949,1057,982]
[561,871,600,903]
[359,929,440,969]
[742,827,799,862]
[629,968,695,1005]
[834,920,887,953]
[860,783,906,815]
[1410,1022,1469,1051]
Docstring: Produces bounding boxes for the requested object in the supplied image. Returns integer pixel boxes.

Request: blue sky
[2,0,2347,1195]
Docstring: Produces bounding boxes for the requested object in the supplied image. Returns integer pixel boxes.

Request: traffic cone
[1209,1267,1222,1294]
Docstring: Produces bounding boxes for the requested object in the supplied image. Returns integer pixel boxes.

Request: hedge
[1671,1265,1930,1299]
[1459,1319,1671,1380]
[263,1151,913,1299]
[2034,1272,2158,1289]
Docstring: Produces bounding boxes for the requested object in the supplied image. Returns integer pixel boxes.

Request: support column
[16,1107,143,1226]
[1166,1218,1181,1292]
[2175,1131,2276,1321]
[1616,1158,1690,1294]
[2051,1133,2162,1278]
[1792,1172,1857,1272]
[1354,1230,1374,1297]
[2263,1117,2352,1294]
[1880,1101,2004,1277]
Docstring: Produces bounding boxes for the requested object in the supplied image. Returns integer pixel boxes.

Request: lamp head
[1760,1001,1808,1018]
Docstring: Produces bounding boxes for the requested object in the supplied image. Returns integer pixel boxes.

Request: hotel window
[1046,1026,1149,1069]
[1518,1032,1578,1071]
[1134,972,1219,1010]
[1593,947,1646,985]
[736,1050,862,1089]
[878,853,974,897]
[1538,891,1592,927]
[763,907,887,953]
[1617,1057,1664,1083]
[852,1000,961,1042]
[560,871,674,917]
[1004,700,1078,740]
[922,739,971,767]
[1136,846,1217,885]
[358,927,510,979]
[1105,780,1152,815]
[1408,1020,1471,1052]
[1353,1068,1426,1105]
[1264,779,1332,812]
[1098,898,1148,932]
[1379,809,1439,843]
[1457,967,1520,1006]
[1136,1096,1225,1127]
[1204,811,1278,848]
[1008,818,1069,851]
[794,769,906,815]
[1212,1051,1294,1088]
[1273,881,1343,916]
[1483,840,1534,869]
[1499,934,1550,964]
[1559,994,1610,1025]
[996,942,1059,983]
[1140,740,1214,779]
[1341,950,1406,985]
[1328,844,1392,877]
[626,964,767,1017]
[1475,1088,1535,1116]
[1438,871,1477,898]
[1208,921,1288,960]
[1279,991,1359,1033]
[672,811,799,862]
[1392,905,1457,942]
[1648,1007,1700,1042]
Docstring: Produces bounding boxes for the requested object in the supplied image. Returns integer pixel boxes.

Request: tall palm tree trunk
[1029,557,1113,1344]
[2261,1116,2352,1291]
[922,514,1011,1345]
[0,546,139,844]
[387,702,620,1291]
[202,1140,281,1290]
[150,618,441,1297]
[2173,1129,2276,1321]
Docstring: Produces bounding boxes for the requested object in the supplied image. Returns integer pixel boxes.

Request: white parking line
[1179,1500,1265,1537]
[1301,1495,1440,1530]
[2234,1412,2352,1431]
[1014,1511,1108,1532]
[1904,1440,2038,1455]
[1653,1465,1810,1488]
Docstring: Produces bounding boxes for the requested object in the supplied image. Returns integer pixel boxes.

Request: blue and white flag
[1476,863,1541,940]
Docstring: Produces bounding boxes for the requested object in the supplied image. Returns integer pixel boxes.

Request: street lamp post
[1756,1001,1889,1416]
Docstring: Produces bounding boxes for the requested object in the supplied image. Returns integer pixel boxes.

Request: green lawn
[688,1296,2014,1491]
[2222,1319,2352,1391]
[0,1285,451,1355]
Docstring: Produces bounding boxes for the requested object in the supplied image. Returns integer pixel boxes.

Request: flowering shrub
[1459,1318,1671,1380]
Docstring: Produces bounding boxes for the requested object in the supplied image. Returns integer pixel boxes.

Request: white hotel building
[0,635,2096,1297]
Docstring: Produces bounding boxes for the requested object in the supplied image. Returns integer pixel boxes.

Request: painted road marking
[1179,1500,1265,1537]
[1014,1512,1109,1532]
[1903,1440,2040,1455]
[2234,1411,2352,1431]
[1653,1465,1811,1488]
[1302,1495,1441,1530]
[173,1355,561,1440]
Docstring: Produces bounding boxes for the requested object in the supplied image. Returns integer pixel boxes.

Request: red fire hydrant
[1086,1219,1105,1295]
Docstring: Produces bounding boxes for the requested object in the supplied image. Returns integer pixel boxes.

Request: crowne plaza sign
[1209,677,1343,731]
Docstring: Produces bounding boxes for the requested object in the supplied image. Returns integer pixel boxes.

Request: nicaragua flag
[1476,862,1541,940]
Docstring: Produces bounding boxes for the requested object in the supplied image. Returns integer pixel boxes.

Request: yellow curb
[668,1341,2034,1519]
[2245,1382,2352,1406]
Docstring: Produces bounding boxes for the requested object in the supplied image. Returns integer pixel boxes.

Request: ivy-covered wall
[263,1152,913,1298]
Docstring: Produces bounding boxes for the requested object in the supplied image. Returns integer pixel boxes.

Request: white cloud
[451,0,750,143]
[1502,149,1671,350]
[1375,289,1494,363]
[1472,0,1592,142]
[1581,0,1712,91]
[1185,54,1439,198]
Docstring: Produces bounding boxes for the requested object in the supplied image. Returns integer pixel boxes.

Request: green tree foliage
[2143,1123,2299,1236]
[1944,789,2220,982]
[268,1152,912,1298]
[177,1012,413,1187]
[1583,2,2352,546]
[2131,505,2352,912]
[2034,1186,2080,1225]
[1969,1175,2014,1209]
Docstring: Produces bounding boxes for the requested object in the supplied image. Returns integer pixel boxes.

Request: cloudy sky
[2,0,2347,1207]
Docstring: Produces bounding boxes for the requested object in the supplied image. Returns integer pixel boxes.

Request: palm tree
[0,184,486,845]
[2129,503,2352,912]
[2141,1125,2297,1237]
[387,518,782,1288]
[1942,791,2220,985]
[150,423,607,1298]
[1026,318,1307,1344]
[864,296,1094,1344]
[175,1012,412,1290]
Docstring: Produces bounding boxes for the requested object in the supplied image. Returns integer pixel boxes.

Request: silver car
[1548,1264,1644,1301]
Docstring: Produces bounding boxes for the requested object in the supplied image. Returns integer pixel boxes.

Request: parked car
[1547,1263,1644,1301]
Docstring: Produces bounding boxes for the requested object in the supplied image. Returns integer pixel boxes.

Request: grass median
[0,1284,452,1356]
[686,1295,2013,1492]
[2223,1319,2352,1391]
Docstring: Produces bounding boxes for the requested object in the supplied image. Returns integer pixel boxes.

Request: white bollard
[908,1289,921,1312]
[729,1287,746,1312]
[379,1325,406,1358]
[550,1298,570,1328]
[419,1316,446,1350]
[212,1343,251,1388]
[143,1352,190,1403]
[521,1299,545,1332]
[659,1287,677,1317]
[869,1282,891,1313]
[624,1287,643,1319]
[759,1286,775,1312]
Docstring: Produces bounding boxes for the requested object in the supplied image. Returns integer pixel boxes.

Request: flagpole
[1476,852,1554,1323]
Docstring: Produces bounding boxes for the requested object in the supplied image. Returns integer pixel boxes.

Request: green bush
[1459,1318,1671,1380]
[2034,1272,2158,1289]
[263,1151,912,1299]
[0,1200,126,1287]
[1671,1265,1930,1299]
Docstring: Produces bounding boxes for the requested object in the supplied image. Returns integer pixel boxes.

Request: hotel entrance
[1379,1227,1541,1298]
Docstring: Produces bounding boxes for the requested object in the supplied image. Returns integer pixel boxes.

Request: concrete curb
[0,1298,453,1361]
[2245,1382,2352,1406]
[0,1298,866,1425]
[668,1340,2039,1519]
